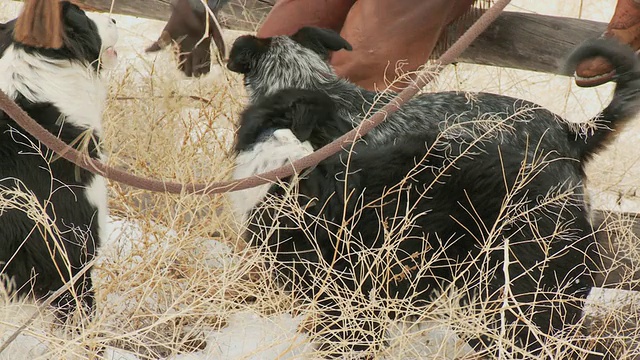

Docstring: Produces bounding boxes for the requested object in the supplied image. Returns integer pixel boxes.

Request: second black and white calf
[0,2,117,319]
[228,28,640,359]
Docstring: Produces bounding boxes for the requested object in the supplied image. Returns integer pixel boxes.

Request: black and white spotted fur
[0,2,117,320]
[227,27,640,359]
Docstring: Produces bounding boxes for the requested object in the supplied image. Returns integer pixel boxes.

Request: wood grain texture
[457,11,606,74]
[73,0,273,30]
[63,1,608,75]
[77,0,172,21]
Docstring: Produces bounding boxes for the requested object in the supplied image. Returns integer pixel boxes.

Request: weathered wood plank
[72,0,273,31]
[77,0,172,22]
[54,1,610,75]
[219,0,273,32]
[457,11,606,74]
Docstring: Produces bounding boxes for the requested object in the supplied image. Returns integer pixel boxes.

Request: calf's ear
[291,26,352,59]
[227,35,271,74]
[284,90,336,142]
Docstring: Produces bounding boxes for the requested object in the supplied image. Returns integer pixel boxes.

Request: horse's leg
[256,0,356,37]
[329,0,475,91]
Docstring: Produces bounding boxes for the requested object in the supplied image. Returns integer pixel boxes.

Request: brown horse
[149,0,640,89]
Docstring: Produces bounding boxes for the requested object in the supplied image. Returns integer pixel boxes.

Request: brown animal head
[146,0,228,77]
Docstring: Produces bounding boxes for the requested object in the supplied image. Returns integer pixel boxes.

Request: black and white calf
[0,2,117,320]
[227,27,640,359]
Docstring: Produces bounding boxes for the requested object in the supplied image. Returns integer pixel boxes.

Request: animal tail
[563,37,640,162]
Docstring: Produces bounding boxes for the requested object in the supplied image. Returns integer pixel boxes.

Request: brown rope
[431,0,494,60]
[0,0,512,195]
